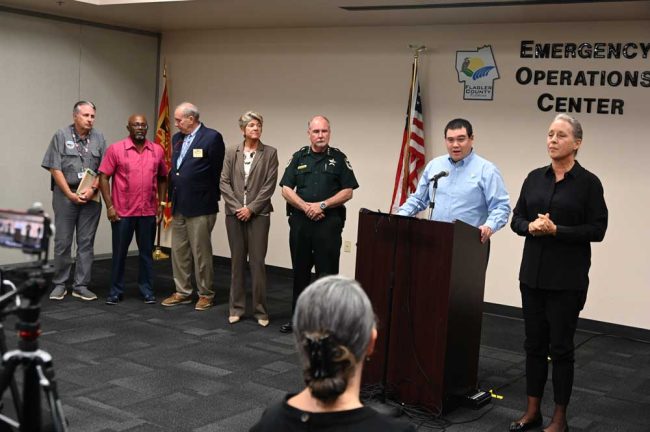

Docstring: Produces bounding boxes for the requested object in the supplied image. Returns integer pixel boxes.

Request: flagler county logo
[455,45,500,100]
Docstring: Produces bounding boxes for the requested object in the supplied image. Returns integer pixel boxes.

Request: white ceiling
[0,0,649,33]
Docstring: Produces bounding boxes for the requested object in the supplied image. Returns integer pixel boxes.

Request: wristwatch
[319,202,327,210]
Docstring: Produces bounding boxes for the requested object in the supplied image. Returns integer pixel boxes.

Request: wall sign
[456,45,500,100]
[516,40,650,115]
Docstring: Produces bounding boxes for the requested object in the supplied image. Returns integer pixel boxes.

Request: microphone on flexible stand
[428,171,448,219]
[429,170,449,182]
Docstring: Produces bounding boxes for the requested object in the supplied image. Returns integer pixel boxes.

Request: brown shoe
[195,296,213,311]
[161,293,191,307]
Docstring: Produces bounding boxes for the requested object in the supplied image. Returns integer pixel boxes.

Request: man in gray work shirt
[41,101,106,301]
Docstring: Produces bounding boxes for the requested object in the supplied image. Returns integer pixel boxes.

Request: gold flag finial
[409,44,427,58]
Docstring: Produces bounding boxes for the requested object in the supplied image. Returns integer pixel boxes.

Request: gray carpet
[0,256,648,431]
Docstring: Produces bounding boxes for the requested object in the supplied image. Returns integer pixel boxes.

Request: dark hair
[444,118,473,138]
[293,276,375,403]
[73,100,96,114]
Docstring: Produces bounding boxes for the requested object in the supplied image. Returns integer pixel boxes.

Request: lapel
[171,135,183,169]
[178,124,204,170]
[236,143,245,179]
[237,141,265,179]
[249,141,265,176]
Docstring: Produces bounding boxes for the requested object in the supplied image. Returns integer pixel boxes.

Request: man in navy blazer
[161,102,225,311]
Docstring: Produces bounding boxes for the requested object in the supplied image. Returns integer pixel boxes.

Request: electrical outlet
[344,241,352,253]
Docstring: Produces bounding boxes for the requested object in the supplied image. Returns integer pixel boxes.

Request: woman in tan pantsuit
[220,111,278,327]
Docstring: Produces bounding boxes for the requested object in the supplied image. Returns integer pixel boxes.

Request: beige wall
[0,11,158,265]
[161,21,649,329]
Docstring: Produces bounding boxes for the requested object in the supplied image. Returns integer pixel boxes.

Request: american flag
[390,68,425,214]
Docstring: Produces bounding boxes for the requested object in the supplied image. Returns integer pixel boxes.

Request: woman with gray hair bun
[250,276,415,431]
[219,111,278,327]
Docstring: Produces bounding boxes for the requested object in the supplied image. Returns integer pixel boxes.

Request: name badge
[297,164,307,170]
[77,172,85,179]
[193,149,203,158]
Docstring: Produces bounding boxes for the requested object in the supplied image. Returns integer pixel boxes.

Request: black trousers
[520,284,587,405]
[288,212,343,311]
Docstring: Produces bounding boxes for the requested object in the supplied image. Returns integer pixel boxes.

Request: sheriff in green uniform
[278,115,359,333]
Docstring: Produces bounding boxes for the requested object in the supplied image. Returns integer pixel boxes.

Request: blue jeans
[109,216,156,299]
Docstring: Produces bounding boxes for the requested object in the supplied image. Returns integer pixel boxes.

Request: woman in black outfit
[510,114,608,432]
[250,276,415,432]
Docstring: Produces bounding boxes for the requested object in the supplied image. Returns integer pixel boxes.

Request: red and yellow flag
[155,68,173,229]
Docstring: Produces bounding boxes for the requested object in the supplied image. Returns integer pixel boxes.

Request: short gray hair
[554,113,583,141]
[73,100,96,115]
[238,111,263,129]
[307,115,331,129]
[293,276,375,403]
[176,102,200,121]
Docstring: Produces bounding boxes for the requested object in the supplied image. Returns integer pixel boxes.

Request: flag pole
[153,62,170,261]
[400,45,426,199]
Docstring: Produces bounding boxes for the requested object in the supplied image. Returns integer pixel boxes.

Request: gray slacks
[171,213,217,299]
[51,186,102,289]
[225,214,270,320]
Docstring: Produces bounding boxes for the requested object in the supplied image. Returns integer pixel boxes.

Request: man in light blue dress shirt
[398,118,510,244]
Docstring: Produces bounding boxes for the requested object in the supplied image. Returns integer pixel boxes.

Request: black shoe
[106,296,120,305]
[144,295,156,304]
[509,415,542,431]
[279,322,293,333]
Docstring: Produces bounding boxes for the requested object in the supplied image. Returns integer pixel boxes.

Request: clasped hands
[69,186,95,205]
[528,213,557,237]
[235,206,252,222]
[303,202,325,221]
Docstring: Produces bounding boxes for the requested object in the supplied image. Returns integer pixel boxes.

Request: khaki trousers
[225,214,270,320]
[171,213,217,298]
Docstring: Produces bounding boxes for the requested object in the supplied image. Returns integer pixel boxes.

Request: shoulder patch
[345,158,353,170]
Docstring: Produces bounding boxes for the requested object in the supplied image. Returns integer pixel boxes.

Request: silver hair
[176,102,200,121]
[307,115,331,129]
[73,100,96,115]
[238,111,263,129]
[293,276,375,403]
[554,113,583,141]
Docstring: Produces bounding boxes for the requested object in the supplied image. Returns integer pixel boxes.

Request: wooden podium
[355,209,489,413]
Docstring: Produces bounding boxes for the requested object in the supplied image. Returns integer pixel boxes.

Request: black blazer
[169,123,225,217]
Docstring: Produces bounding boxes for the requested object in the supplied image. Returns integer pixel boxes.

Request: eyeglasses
[445,136,468,145]
[129,123,148,130]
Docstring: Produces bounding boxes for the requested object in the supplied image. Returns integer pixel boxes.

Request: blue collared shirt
[177,123,202,168]
[397,150,511,232]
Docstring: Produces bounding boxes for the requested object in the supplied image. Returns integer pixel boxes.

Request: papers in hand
[77,169,100,202]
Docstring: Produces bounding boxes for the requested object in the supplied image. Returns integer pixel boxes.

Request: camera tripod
[0,268,68,432]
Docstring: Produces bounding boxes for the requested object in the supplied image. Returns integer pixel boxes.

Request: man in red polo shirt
[98,114,168,305]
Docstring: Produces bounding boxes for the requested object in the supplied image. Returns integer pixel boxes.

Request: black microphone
[429,170,449,182]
